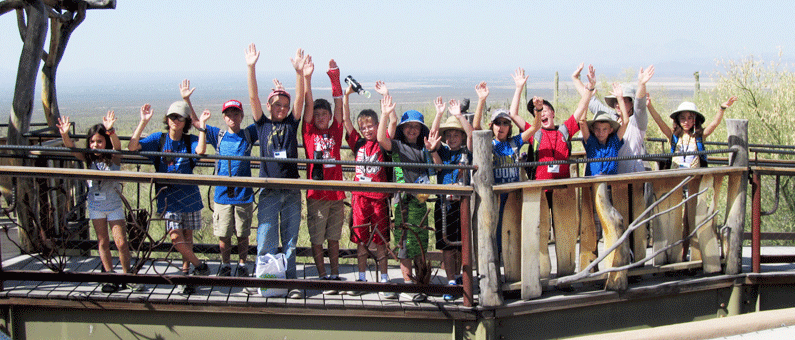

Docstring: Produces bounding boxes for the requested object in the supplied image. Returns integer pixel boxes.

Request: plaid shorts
[163,210,203,231]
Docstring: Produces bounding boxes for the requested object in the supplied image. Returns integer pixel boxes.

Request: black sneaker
[101,282,119,293]
[235,264,248,277]
[218,265,232,277]
[193,262,210,276]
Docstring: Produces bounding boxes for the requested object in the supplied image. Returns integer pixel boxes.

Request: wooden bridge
[2,119,795,339]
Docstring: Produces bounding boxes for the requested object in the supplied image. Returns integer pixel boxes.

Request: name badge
[357,175,372,182]
[324,163,335,168]
[93,192,106,201]
[274,150,287,159]
[547,164,560,173]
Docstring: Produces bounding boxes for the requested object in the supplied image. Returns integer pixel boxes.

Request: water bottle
[345,75,371,98]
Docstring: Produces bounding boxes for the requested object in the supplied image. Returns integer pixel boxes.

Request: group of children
[59,45,738,298]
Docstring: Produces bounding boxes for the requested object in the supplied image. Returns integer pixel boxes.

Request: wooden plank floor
[0,254,467,313]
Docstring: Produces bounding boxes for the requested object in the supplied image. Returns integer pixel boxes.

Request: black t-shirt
[255,113,300,179]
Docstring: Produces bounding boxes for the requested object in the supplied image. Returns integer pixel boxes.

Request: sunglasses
[493,120,512,127]
[168,115,186,122]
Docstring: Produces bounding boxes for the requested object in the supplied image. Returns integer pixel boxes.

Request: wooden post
[472,130,502,306]
[539,193,552,278]
[695,175,721,273]
[725,119,748,275]
[552,187,578,276]
[579,186,598,271]
[502,191,521,282]
[521,188,542,299]
[460,196,474,307]
[630,183,647,262]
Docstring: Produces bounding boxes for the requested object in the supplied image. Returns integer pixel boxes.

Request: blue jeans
[257,189,301,279]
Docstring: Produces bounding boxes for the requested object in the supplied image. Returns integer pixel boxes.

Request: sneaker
[101,282,119,293]
[345,280,365,296]
[400,292,427,302]
[235,264,249,277]
[287,289,304,299]
[218,264,232,277]
[443,280,459,301]
[193,262,210,276]
[322,276,341,295]
[176,271,193,295]
[380,291,398,300]
[124,282,146,292]
[244,287,258,295]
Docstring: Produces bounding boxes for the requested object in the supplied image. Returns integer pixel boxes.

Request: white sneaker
[287,289,304,299]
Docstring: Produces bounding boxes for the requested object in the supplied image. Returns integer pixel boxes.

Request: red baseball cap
[222,99,243,113]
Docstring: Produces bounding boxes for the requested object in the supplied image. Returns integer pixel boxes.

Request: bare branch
[0,0,25,15]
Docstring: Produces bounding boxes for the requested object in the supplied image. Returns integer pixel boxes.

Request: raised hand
[374,80,389,96]
[610,82,623,99]
[449,99,461,117]
[638,65,655,85]
[572,62,584,79]
[381,94,395,114]
[140,104,154,122]
[723,96,738,108]
[345,84,355,96]
[587,64,597,89]
[303,55,314,77]
[199,109,212,125]
[532,96,544,110]
[271,78,285,91]
[103,110,116,131]
[56,116,71,135]
[475,81,489,99]
[512,67,528,88]
[424,129,441,151]
[180,79,195,100]
[434,96,446,115]
[245,43,260,67]
[290,48,305,73]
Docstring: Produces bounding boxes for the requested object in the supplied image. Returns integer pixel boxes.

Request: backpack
[153,133,196,171]
[214,128,254,176]
[523,126,571,179]
[670,134,707,168]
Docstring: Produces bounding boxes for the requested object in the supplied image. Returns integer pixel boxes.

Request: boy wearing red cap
[181,80,259,278]
[245,44,307,299]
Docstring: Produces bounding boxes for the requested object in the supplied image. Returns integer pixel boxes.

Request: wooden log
[725,119,748,275]
[651,179,683,265]
[552,187,578,276]
[538,192,552,278]
[501,190,521,282]
[472,130,502,306]
[686,178,702,261]
[579,186,598,272]
[594,182,628,291]
[631,183,648,263]
[695,175,722,273]
[521,188,542,300]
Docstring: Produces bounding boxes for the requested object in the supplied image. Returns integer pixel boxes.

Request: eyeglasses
[493,120,512,127]
[168,115,186,122]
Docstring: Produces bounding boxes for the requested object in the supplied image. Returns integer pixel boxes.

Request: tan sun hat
[604,83,637,108]
[587,111,620,132]
[167,101,190,118]
[439,116,465,135]
[669,102,705,126]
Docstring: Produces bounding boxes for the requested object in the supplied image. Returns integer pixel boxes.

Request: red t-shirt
[529,115,580,180]
[303,120,346,200]
[346,131,389,200]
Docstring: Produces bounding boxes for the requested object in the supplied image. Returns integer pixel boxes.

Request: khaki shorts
[212,202,253,238]
[306,199,344,245]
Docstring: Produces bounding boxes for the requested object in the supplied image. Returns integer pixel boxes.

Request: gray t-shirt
[390,139,429,185]
[87,161,123,212]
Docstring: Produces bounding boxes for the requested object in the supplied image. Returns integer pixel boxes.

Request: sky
[1,1,793,100]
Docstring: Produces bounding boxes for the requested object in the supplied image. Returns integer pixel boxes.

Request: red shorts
[350,194,390,245]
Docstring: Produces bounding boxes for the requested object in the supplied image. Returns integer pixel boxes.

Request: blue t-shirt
[492,135,524,184]
[139,132,203,214]
[255,114,300,179]
[583,134,624,176]
[206,124,259,204]
[436,145,471,185]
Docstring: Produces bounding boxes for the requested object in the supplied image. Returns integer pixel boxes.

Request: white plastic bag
[255,253,288,298]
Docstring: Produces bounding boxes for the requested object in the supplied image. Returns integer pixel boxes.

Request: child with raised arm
[302,58,347,291]
[245,43,307,299]
[57,111,142,293]
[579,83,630,176]
[377,93,439,302]
[585,64,655,173]
[429,97,473,301]
[343,80,396,298]
[647,95,737,168]
[180,79,258,278]
[128,102,212,295]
